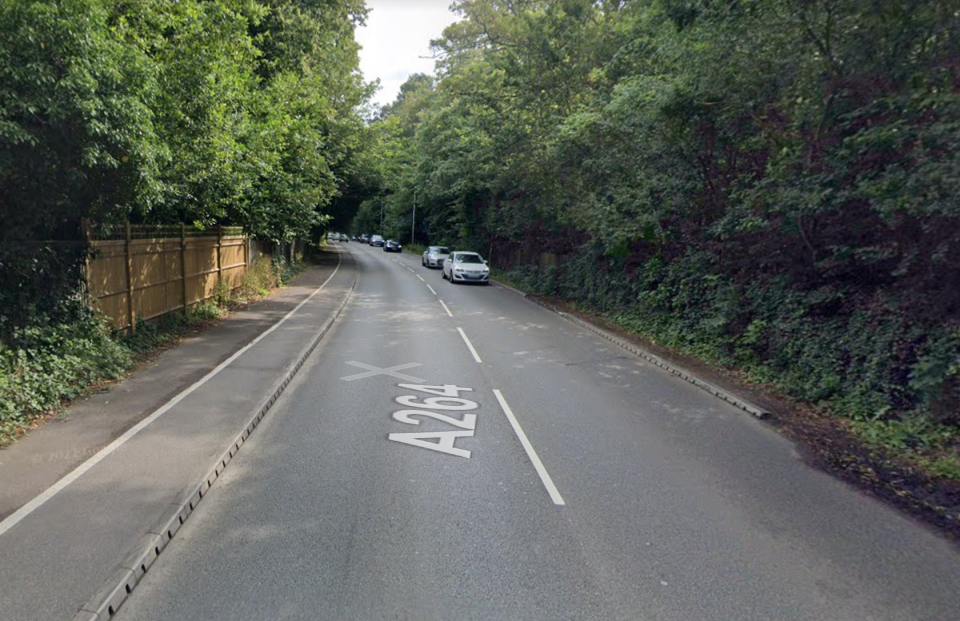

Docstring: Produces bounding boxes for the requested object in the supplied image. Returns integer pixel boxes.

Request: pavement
[0,247,358,621]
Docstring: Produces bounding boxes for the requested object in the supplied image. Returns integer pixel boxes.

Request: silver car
[422,246,450,268]
[442,251,490,284]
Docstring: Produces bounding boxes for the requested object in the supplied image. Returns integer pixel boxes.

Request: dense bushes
[518,244,960,427]
[0,309,130,441]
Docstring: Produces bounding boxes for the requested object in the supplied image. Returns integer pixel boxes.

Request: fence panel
[86,222,250,332]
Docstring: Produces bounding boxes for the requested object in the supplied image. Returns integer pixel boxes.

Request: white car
[421,246,450,268]
[442,251,490,284]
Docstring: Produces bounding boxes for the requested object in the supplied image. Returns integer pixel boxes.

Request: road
[114,243,960,621]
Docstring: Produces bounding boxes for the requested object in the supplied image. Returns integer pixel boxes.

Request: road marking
[493,390,565,506]
[388,431,472,458]
[406,267,416,274]
[457,327,482,363]
[427,284,437,295]
[439,300,454,317]
[341,361,425,382]
[388,383,478,458]
[0,248,345,538]
[416,274,425,282]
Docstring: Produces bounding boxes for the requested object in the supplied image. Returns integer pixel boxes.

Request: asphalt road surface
[115,243,960,621]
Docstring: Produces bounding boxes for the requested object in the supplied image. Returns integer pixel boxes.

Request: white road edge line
[457,327,482,363]
[426,284,437,295]
[493,389,565,506]
[0,249,345,538]
[439,299,454,318]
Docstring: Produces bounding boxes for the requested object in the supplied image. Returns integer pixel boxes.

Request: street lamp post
[411,190,417,246]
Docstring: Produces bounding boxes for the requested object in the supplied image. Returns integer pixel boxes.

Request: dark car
[360,234,370,243]
[370,234,385,247]
[384,240,402,253]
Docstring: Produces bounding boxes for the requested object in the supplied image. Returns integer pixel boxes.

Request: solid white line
[439,300,454,318]
[426,285,437,295]
[416,274,425,282]
[457,327,482,363]
[493,390,565,506]
[0,250,345,538]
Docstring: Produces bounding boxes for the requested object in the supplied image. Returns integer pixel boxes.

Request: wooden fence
[84,221,249,333]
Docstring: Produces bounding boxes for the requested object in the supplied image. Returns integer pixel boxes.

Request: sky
[356,0,460,108]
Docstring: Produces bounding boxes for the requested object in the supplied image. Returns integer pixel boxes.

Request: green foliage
[918,455,960,480]
[121,312,190,356]
[239,258,281,299]
[272,254,303,287]
[213,277,233,309]
[404,243,427,256]
[0,311,131,441]
[0,0,164,340]
[188,301,223,323]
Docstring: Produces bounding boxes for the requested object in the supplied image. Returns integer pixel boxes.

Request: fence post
[125,221,136,334]
[81,218,92,306]
[217,224,223,298]
[180,223,188,318]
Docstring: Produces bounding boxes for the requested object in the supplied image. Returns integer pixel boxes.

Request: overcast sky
[356,0,459,108]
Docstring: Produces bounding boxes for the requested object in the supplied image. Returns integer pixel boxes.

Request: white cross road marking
[340,361,425,382]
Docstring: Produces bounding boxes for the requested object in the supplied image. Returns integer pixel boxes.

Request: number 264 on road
[387,384,478,458]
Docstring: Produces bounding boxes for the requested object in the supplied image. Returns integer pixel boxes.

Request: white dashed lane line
[493,389,566,506]
[427,284,437,295]
[439,300,454,318]
[457,327,482,363]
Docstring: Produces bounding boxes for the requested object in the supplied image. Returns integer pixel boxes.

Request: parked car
[421,246,450,268]
[370,234,385,247]
[340,233,350,242]
[360,234,370,243]
[384,240,402,253]
[351,235,358,241]
[442,251,490,284]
